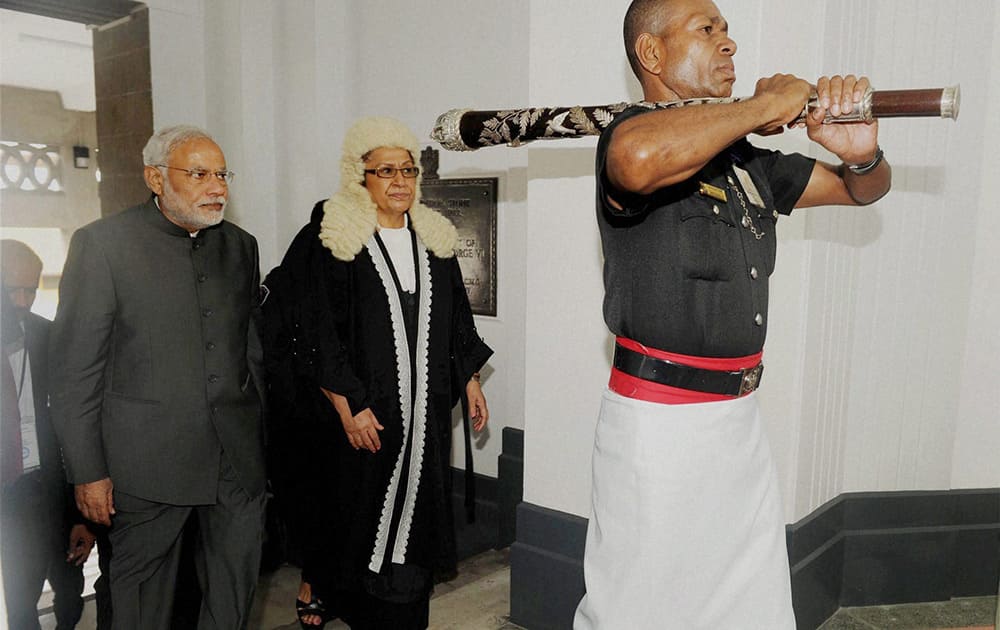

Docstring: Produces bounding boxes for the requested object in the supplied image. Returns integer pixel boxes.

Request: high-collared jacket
[50,199,265,505]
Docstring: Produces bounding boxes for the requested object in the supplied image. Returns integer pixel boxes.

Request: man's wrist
[846,145,884,175]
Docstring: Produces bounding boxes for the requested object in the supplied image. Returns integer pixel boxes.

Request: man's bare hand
[66,523,96,565]
[805,75,880,165]
[752,73,812,135]
[75,477,114,526]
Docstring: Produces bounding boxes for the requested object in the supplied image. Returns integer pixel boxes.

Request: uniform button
[741,216,751,228]
[192,241,202,250]
[712,205,720,215]
[206,342,216,351]
[772,210,779,219]
[198,274,208,282]
[750,266,759,279]
[202,308,213,317]
[211,406,218,414]
[754,313,763,326]
[208,374,219,383]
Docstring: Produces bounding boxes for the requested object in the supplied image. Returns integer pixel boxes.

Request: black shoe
[296,595,331,629]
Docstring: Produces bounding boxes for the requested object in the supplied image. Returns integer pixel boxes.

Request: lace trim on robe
[366,234,433,572]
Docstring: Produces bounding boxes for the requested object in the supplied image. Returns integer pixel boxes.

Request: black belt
[612,343,763,397]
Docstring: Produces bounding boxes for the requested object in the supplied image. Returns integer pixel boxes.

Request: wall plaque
[420,148,498,316]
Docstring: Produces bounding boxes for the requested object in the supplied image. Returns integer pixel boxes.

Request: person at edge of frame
[574,1,890,629]
[1,239,98,630]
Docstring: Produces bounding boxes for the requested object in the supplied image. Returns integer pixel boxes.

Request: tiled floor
[254,549,523,630]
[40,551,996,629]
[41,548,524,630]
[819,597,997,630]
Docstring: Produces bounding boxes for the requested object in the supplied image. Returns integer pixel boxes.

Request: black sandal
[296,595,330,629]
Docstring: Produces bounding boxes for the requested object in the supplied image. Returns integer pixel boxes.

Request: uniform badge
[698,181,727,203]
[732,166,766,208]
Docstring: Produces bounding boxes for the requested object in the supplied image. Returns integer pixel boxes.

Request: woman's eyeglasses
[363,166,420,179]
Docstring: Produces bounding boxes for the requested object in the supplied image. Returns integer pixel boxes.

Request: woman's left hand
[466,379,489,432]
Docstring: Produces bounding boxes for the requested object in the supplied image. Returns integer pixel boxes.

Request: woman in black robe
[264,117,491,629]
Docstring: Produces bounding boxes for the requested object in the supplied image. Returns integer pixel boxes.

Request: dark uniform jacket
[597,105,816,357]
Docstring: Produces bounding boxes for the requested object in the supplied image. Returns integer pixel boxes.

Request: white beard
[159,178,226,231]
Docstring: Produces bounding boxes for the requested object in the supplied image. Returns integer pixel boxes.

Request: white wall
[146,1,207,128]
[949,3,1000,488]
[520,1,626,515]
[787,1,997,516]
[143,1,1000,516]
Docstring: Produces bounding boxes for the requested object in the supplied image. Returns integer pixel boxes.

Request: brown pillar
[93,6,153,216]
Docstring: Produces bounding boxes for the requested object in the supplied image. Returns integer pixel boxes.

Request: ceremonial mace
[431,86,960,152]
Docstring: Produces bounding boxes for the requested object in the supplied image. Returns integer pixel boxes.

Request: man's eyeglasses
[363,166,420,179]
[154,165,236,184]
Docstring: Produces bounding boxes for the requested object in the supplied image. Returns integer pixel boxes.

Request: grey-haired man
[50,125,266,630]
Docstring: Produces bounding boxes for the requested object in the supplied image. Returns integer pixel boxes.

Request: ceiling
[0,0,141,25]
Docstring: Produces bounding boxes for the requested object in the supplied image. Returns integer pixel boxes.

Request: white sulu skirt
[573,388,796,630]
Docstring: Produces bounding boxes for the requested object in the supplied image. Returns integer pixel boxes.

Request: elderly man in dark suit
[49,125,266,630]
[2,240,96,630]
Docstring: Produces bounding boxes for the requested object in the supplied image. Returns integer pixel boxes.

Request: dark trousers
[1,472,85,630]
[92,525,113,630]
[107,457,264,630]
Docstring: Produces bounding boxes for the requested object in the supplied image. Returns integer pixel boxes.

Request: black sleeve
[246,235,267,425]
[754,144,816,215]
[48,227,113,485]
[314,252,370,415]
[448,258,492,404]
[262,215,369,416]
[595,107,658,219]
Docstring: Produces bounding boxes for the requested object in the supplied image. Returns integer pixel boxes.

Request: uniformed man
[574,1,890,628]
